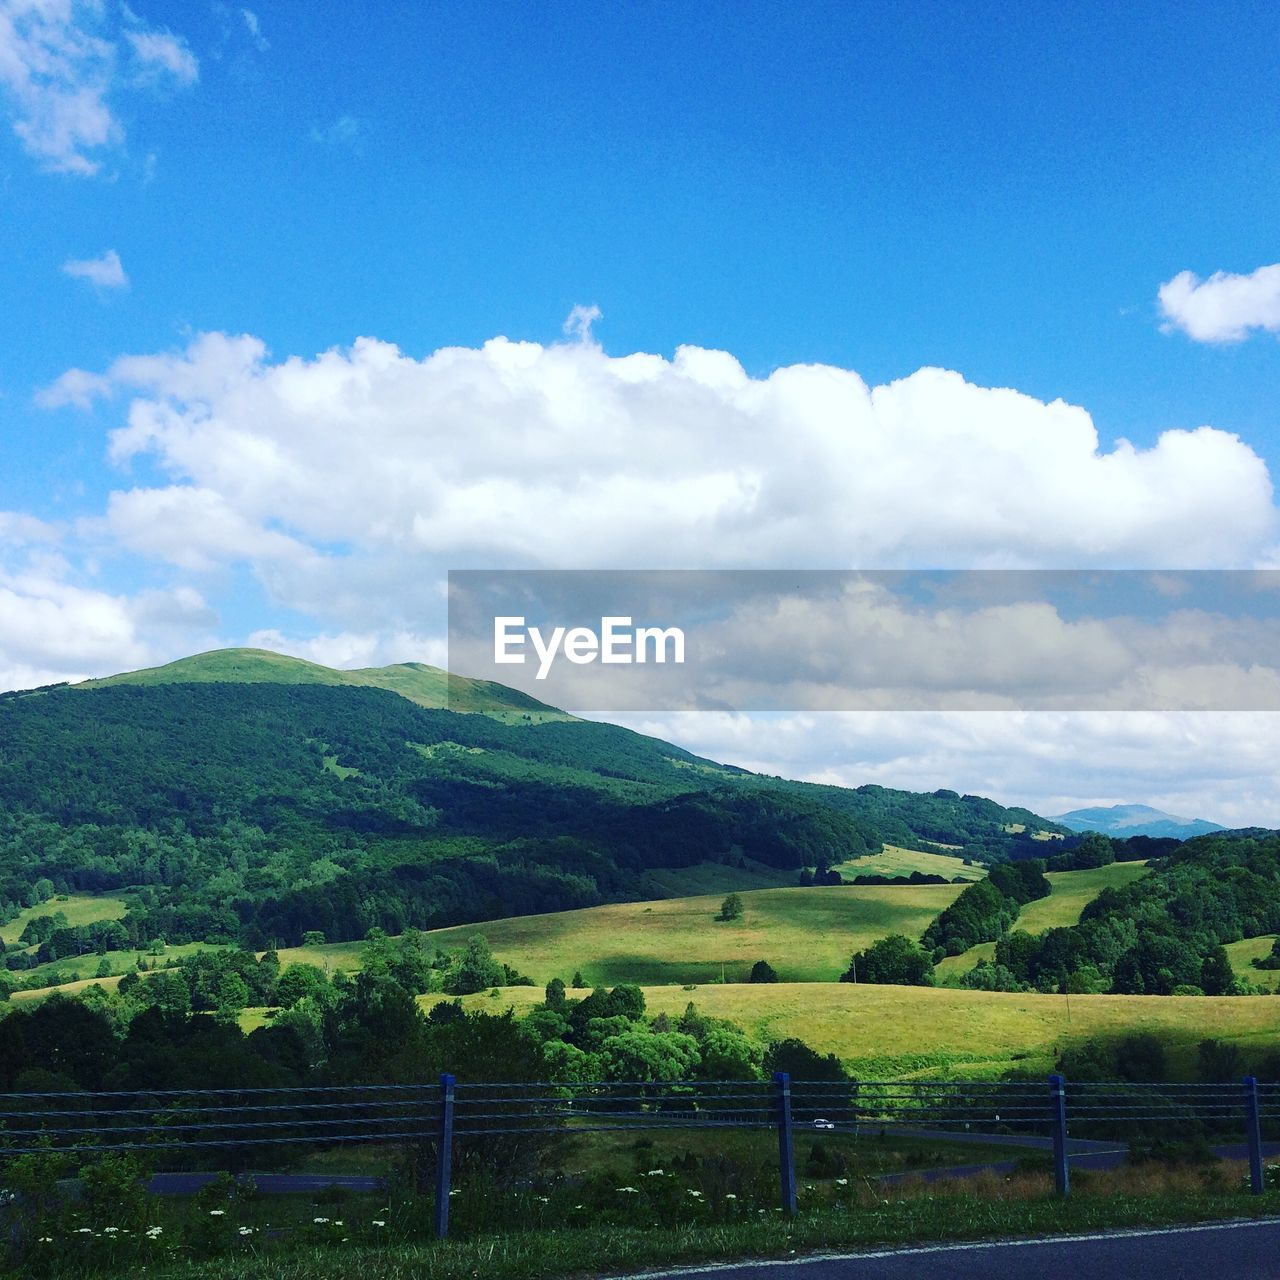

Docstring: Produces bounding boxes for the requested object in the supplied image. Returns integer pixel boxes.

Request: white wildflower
[372,1219,386,1227]
[208,1209,225,1216]
[239,1227,254,1236]
[146,1226,163,1238]
[313,1216,330,1224]
[616,1186,639,1193]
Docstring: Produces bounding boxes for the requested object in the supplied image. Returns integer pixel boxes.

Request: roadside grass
[14,1163,1280,1280]
[1015,863,1151,935]
[833,846,985,882]
[292,1127,1007,1185]
[0,894,130,947]
[422,982,1280,1080]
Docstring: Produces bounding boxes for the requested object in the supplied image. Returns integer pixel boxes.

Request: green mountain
[0,649,1067,953]
[81,647,571,721]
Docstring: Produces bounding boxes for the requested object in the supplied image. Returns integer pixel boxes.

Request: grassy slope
[433,981,1280,1079]
[833,845,985,881]
[1226,935,1280,992]
[421,884,965,986]
[1015,862,1151,935]
[79,647,571,722]
[0,892,129,945]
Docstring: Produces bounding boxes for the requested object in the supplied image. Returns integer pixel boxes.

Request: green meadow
[0,892,130,946]
[1014,862,1151,934]
[430,981,1280,1080]
[414,884,965,986]
[833,844,987,881]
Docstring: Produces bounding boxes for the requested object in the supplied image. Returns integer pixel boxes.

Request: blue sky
[3,1,1280,821]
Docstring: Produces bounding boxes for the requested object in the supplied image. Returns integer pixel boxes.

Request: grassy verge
[29,1184,1280,1280]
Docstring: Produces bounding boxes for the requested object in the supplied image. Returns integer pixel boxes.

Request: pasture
[833,845,985,882]
[416,884,966,986]
[1014,862,1150,934]
[431,981,1280,1080]
[0,892,130,946]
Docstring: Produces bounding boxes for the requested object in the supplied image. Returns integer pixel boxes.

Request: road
[622,1218,1280,1279]
[146,1171,383,1195]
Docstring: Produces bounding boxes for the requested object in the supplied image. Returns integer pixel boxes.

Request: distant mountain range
[1051,803,1225,840]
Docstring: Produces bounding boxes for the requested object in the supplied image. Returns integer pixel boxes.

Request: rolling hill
[0,647,1067,958]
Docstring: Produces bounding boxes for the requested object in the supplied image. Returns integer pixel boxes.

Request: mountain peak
[1051,803,1225,840]
[76,647,570,722]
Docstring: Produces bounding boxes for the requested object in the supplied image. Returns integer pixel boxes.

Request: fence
[1,1074,1275,1237]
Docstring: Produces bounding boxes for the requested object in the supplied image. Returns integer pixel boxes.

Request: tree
[599,1029,700,1082]
[1200,945,1235,997]
[717,893,744,922]
[544,977,567,1009]
[841,934,935,986]
[749,960,778,984]
[571,971,586,989]
[444,935,504,995]
[301,931,326,947]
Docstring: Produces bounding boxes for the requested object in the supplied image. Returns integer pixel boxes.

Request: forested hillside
[0,651,1064,952]
[996,832,1280,995]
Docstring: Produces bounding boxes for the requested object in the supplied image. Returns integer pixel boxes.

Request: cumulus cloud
[0,1,198,175]
[62,247,127,289]
[1158,263,1280,343]
[39,329,1275,617]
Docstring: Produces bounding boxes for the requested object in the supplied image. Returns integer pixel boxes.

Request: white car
[812,1118,835,1130]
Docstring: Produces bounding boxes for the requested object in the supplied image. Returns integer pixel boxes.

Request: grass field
[428,981,1280,1079]
[1226,935,1280,991]
[0,892,130,945]
[833,845,985,882]
[1014,862,1150,935]
[413,884,966,986]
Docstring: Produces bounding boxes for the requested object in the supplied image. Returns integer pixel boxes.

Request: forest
[0,678,1062,952]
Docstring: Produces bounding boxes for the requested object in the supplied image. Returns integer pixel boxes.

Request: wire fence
[1,1074,1275,1236]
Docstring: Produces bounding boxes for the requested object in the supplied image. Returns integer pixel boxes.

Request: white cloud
[62,246,127,289]
[124,27,197,87]
[310,114,360,145]
[562,303,602,345]
[40,329,1275,624]
[246,628,447,671]
[619,708,1280,828]
[240,8,267,51]
[0,0,197,175]
[1158,263,1280,343]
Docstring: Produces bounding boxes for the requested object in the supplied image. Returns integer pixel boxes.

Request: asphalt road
[623,1218,1280,1279]
[146,1171,382,1195]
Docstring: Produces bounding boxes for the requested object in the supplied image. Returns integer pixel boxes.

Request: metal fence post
[434,1073,456,1238]
[773,1071,797,1216]
[1245,1076,1265,1195]
[1049,1074,1070,1197]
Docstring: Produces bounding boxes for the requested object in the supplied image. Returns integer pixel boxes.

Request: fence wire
[0,1077,1272,1162]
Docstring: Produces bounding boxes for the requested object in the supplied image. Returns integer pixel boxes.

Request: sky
[2,0,1280,824]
